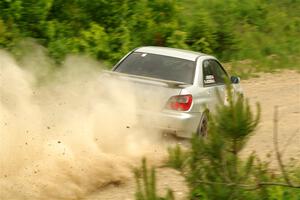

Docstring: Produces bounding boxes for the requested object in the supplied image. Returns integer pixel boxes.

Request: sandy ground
[84,70,300,200]
[242,70,300,165]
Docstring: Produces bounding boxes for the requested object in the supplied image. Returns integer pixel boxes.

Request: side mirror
[230,76,240,84]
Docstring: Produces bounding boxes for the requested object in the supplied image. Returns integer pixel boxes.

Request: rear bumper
[138,110,202,138]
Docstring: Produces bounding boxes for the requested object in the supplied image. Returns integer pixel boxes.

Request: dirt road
[84,71,300,200]
[242,70,300,164]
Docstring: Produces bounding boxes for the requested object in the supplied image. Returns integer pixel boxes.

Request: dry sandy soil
[242,71,300,164]
[85,70,300,200]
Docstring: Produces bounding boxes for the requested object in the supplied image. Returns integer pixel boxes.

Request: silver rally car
[110,46,242,138]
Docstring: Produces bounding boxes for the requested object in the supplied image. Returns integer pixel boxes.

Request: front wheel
[197,113,209,137]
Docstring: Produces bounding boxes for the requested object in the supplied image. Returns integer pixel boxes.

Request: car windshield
[114,52,196,84]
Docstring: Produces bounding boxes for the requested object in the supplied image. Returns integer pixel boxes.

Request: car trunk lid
[102,71,190,111]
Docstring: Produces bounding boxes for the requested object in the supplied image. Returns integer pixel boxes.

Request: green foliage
[213,86,260,152]
[78,23,109,58]
[166,145,187,170]
[135,158,174,200]
[186,89,261,200]
[0,0,299,72]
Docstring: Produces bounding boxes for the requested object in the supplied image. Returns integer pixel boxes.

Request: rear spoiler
[102,71,190,88]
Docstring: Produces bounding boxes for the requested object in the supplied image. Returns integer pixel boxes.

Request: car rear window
[114,52,196,84]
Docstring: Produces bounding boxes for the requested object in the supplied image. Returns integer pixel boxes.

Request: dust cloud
[0,48,166,199]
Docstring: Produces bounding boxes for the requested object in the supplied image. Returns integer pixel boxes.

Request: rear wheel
[197,113,208,137]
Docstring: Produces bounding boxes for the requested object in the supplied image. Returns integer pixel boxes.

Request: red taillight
[165,94,193,111]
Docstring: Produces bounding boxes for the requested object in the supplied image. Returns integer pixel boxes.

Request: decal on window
[204,75,215,84]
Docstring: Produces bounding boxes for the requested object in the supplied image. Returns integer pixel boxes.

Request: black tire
[197,112,209,137]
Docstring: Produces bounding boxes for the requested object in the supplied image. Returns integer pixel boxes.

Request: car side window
[203,59,227,86]
[203,60,216,86]
[210,60,227,84]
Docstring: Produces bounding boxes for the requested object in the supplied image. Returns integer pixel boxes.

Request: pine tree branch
[251,182,300,189]
[195,180,300,189]
[273,106,293,186]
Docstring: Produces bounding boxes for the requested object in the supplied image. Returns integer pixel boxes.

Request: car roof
[135,46,207,61]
